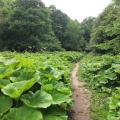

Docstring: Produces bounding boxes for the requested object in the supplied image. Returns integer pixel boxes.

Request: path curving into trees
[70,63,91,120]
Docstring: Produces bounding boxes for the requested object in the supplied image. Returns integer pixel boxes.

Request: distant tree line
[0,0,95,52]
[0,0,119,54]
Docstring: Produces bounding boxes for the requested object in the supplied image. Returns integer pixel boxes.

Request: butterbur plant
[0,52,82,120]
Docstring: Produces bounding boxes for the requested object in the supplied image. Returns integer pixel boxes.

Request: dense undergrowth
[80,54,120,120]
[0,52,83,120]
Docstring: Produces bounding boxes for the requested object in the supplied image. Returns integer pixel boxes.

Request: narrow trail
[70,63,91,120]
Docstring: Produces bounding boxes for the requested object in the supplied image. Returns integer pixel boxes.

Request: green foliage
[3,106,43,120]
[50,6,69,48]
[80,17,95,51]
[0,0,95,52]
[0,0,15,21]
[50,5,89,51]
[63,20,84,51]
[91,92,109,120]
[0,51,83,120]
[0,95,13,117]
[93,39,120,54]
[50,90,72,105]
[108,88,120,120]
[44,107,68,120]
[0,0,94,52]
[80,55,120,120]
[58,52,83,62]
[113,0,120,5]
[0,79,11,88]
[90,3,120,54]
[2,79,38,99]
[21,90,53,108]
[0,0,62,52]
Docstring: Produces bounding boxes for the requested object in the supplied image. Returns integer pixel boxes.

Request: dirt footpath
[70,63,91,120]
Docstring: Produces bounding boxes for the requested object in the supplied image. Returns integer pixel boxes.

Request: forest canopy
[0,0,119,54]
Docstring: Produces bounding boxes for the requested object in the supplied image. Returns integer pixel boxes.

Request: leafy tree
[63,20,85,51]
[0,0,15,33]
[0,0,62,52]
[113,0,120,4]
[50,6,90,51]
[81,17,95,42]
[50,6,69,48]
[90,3,120,54]
[0,0,15,20]
[80,17,95,51]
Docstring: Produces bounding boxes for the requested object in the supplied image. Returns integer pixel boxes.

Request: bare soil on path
[69,63,91,120]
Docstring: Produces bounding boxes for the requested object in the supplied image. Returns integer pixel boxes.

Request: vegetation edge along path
[71,63,91,120]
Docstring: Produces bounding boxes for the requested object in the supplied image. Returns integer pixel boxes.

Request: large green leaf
[0,66,6,74]
[1,79,36,99]
[0,67,15,79]
[0,95,12,117]
[44,107,68,120]
[3,106,43,120]
[21,90,53,108]
[0,79,11,89]
[11,68,36,82]
[51,91,72,105]
[3,58,19,66]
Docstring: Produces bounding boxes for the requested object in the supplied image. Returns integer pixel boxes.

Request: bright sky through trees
[43,0,111,22]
